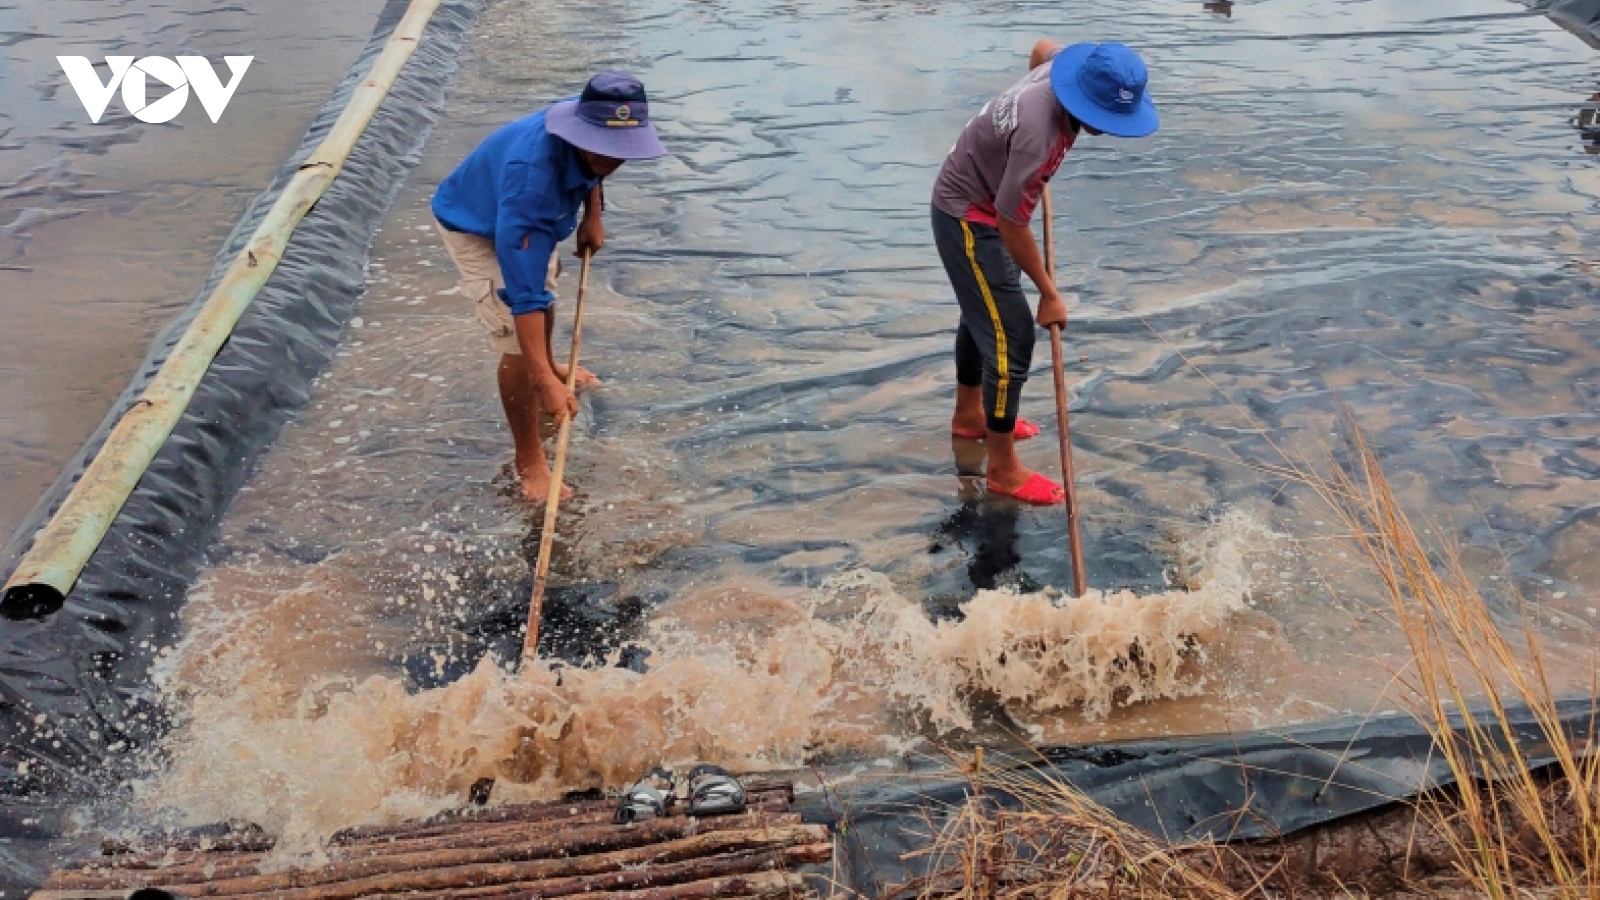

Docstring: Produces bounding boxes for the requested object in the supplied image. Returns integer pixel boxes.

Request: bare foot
[552,364,601,392]
[984,437,1039,494]
[986,465,1038,494]
[521,467,575,503]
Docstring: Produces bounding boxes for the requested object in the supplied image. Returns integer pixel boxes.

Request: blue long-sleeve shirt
[431,107,600,315]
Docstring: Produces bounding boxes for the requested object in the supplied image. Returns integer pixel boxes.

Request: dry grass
[886,748,1245,900]
[879,424,1600,900]
[1302,424,1600,900]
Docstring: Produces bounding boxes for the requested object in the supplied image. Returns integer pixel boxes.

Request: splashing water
[134,511,1277,851]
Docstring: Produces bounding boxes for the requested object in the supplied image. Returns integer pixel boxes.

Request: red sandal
[987,472,1066,505]
[953,417,1041,442]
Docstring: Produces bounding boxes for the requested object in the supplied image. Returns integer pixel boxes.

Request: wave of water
[130,512,1275,856]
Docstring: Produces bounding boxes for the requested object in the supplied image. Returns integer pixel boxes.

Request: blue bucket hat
[1050,43,1159,138]
[546,71,668,160]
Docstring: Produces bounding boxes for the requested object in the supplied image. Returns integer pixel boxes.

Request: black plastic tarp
[0,0,480,888]
[1533,0,1600,47]
[814,698,1599,898]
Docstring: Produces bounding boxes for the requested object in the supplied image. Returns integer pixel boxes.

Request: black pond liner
[1536,0,1600,48]
[0,0,482,889]
[808,698,1600,898]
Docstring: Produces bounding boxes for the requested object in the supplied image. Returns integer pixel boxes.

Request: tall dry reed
[1303,424,1600,900]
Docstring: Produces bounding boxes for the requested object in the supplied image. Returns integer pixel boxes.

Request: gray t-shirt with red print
[932,55,1075,227]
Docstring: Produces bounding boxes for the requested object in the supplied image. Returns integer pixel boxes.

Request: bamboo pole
[1041,188,1088,598]
[525,249,592,658]
[0,0,446,616]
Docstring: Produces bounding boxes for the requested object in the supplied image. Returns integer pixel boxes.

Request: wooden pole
[96,831,828,900]
[57,813,804,891]
[45,823,828,896]
[524,250,592,660]
[82,784,796,869]
[1041,189,1088,598]
[326,783,793,848]
[490,870,809,900]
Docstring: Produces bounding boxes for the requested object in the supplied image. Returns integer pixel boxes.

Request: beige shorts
[434,220,561,355]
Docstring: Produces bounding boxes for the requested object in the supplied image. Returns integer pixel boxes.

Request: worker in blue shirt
[433,72,666,503]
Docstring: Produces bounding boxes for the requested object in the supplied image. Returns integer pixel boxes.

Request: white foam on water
[135,510,1276,855]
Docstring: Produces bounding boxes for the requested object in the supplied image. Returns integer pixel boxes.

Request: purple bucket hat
[546,71,668,160]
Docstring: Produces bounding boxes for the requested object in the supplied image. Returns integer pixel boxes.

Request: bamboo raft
[33,782,831,900]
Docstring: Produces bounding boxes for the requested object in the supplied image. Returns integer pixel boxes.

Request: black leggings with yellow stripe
[932,205,1036,434]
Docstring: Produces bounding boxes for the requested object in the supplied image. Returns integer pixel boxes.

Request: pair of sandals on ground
[951,417,1065,505]
[614,764,747,823]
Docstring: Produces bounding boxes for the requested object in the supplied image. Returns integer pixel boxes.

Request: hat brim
[546,99,668,160]
[1049,43,1159,139]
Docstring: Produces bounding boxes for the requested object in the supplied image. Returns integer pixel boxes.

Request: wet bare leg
[984,429,1039,493]
[952,383,986,436]
[951,435,988,478]
[497,352,573,502]
[544,303,601,391]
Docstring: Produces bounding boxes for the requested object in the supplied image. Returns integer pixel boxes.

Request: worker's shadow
[930,438,1042,594]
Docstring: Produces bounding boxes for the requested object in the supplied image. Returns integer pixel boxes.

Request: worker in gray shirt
[932,41,1158,504]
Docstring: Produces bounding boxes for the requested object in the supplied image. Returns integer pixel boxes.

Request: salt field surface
[4,0,1600,882]
[0,0,386,535]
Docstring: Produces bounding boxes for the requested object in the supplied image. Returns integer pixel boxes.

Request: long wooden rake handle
[524,249,592,659]
[1042,189,1088,598]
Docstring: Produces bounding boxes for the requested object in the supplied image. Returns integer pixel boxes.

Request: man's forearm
[998,218,1054,298]
[583,184,603,222]
[514,310,559,380]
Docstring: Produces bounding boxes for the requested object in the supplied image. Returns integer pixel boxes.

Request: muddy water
[110,0,1600,849]
[0,0,387,536]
